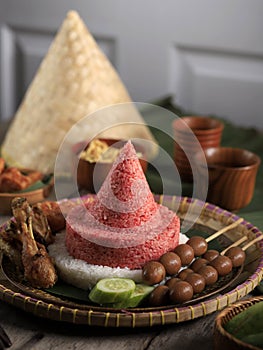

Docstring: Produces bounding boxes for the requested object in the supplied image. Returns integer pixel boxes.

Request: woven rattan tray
[214,296,263,350]
[0,195,262,327]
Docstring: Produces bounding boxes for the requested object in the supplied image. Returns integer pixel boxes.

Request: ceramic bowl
[72,138,148,193]
[195,147,261,211]
[0,170,54,215]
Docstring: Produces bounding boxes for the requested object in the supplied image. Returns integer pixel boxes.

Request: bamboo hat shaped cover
[1,11,156,173]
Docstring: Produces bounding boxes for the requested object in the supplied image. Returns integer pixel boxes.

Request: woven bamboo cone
[1,11,157,174]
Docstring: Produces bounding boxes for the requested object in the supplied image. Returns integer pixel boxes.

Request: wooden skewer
[206,217,244,243]
[220,234,263,255]
[220,235,248,255]
[241,234,263,251]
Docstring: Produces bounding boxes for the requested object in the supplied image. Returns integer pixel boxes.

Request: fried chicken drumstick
[11,197,57,288]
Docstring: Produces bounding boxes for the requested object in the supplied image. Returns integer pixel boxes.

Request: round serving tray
[0,195,262,327]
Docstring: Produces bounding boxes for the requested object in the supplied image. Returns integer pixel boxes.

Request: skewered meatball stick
[206,217,244,243]
[144,219,261,306]
[190,233,262,282]
[187,218,244,257]
[222,234,263,267]
[220,236,248,255]
[178,218,244,262]
[145,224,247,287]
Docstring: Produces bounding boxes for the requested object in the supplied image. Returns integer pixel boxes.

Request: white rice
[48,231,189,290]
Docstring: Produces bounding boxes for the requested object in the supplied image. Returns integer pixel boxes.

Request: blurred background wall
[0,0,263,128]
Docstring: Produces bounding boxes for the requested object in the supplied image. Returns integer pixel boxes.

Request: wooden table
[0,306,218,350]
[0,298,217,350]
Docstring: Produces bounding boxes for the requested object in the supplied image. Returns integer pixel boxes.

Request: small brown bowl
[72,138,148,193]
[173,116,224,136]
[214,296,263,350]
[173,116,224,182]
[0,170,54,215]
[175,138,220,152]
[195,147,261,211]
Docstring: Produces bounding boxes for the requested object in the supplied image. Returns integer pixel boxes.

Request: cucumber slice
[124,283,154,308]
[89,278,136,304]
[103,284,154,308]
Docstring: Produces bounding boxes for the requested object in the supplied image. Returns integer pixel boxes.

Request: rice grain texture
[65,141,180,270]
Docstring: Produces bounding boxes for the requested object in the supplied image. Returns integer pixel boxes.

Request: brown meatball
[169,280,194,304]
[224,247,246,267]
[185,273,206,294]
[142,261,166,285]
[210,255,233,276]
[148,285,170,306]
[178,268,194,280]
[197,265,218,286]
[190,258,208,272]
[174,244,195,266]
[160,252,182,275]
[203,249,219,262]
[166,277,181,289]
[187,236,208,256]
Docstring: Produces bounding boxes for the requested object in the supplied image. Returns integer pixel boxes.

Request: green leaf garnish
[45,280,90,303]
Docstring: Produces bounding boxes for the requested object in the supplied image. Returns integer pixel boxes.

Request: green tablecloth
[143,97,263,232]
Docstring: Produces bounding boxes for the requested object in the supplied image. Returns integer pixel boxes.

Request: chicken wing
[34,201,66,233]
[11,197,57,288]
[31,204,55,245]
